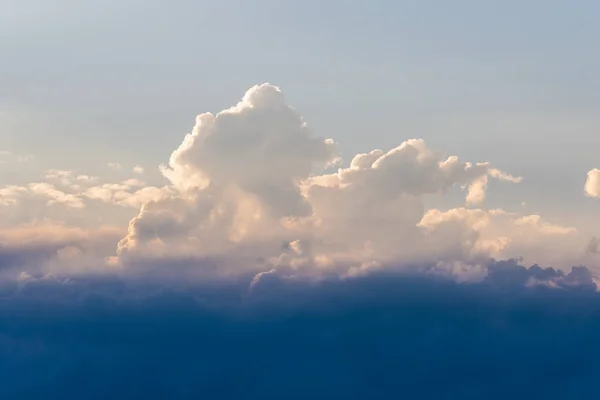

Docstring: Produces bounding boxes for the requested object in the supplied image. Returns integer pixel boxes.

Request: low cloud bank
[0,261,599,399]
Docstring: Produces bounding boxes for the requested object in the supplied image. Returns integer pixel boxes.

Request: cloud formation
[0,170,172,217]
[0,83,597,285]
[585,168,600,198]
[114,83,589,281]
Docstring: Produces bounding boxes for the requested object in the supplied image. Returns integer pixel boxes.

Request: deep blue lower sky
[1,263,599,399]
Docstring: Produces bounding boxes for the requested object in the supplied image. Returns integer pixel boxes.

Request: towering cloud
[160,83,339,212]
[112,83,586,280]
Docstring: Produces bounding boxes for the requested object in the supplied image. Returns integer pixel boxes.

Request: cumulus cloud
[115,83,593,282]
[133,165,144,174]
[108,162,122,170]
[585,168,600,198]
[0,84,596,286]
[160,83,339,210]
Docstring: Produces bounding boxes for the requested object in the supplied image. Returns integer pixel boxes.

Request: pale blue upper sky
[2,0,599,225]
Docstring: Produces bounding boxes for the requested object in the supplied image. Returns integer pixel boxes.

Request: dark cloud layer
[0,261,599,399]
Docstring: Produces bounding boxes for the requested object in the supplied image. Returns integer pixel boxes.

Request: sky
[2,1,600,397]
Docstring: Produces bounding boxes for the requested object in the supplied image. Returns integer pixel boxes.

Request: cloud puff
[585,168,600,198]
[83,179,174,208]
[1,182,84,210]
[133,165,144,174]
[45,169,99,187]
[160,83,339,213]
[28,183,85,209]
[0,185,28,206]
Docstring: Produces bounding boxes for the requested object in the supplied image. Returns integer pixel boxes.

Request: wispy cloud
[108,162,122,170]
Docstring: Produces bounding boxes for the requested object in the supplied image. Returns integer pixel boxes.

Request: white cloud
[44,169,99,190]
[513,214,576,235]
[585,169,600,198]
[1,180,87,211]
[84,181,173,208]
[116,83,589,280]
[1,84,596,282]
[108,162,122,170]
[133,165,144,174]
[27,183,84,209]
[0,185,29,206]
[1,169,171,226]
[420,208,581,269]
[160,83,339,216]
